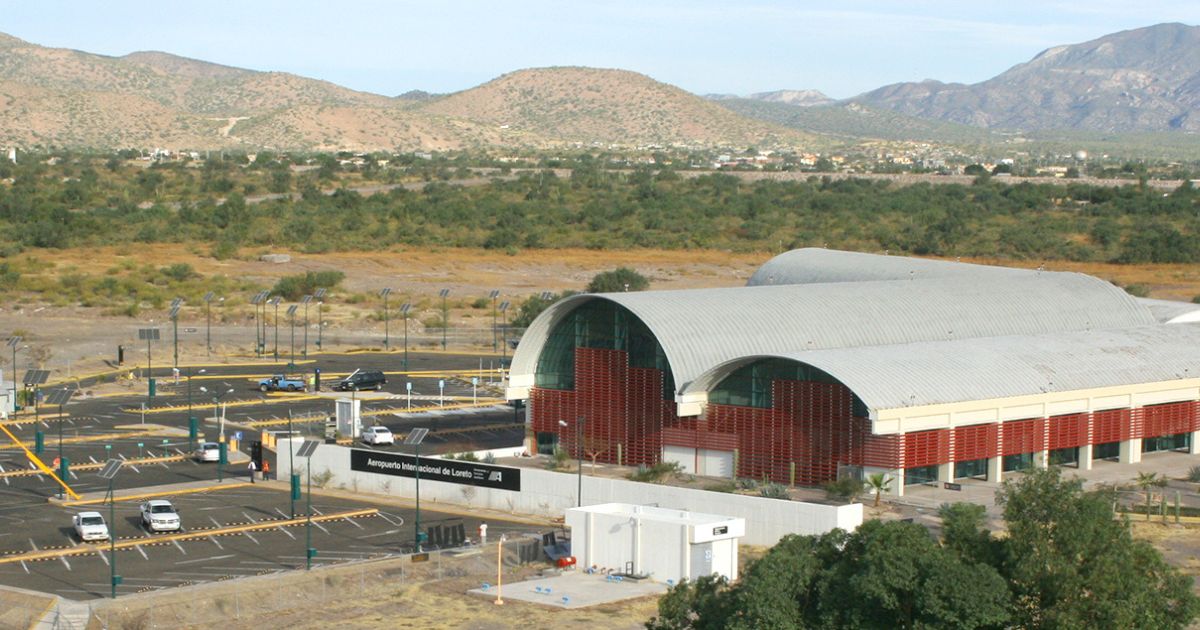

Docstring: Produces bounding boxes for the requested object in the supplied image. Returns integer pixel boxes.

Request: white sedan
[73,511,110,542]
[193,442,221,463]
[362,426,395,445]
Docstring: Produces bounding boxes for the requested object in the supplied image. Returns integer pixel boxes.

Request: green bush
[272,270,345,301]
[823,477,864,502]
[1124,283,1151,297]
[1187,465,1200,483]
[759,483,791,500]
[628,461,682,484]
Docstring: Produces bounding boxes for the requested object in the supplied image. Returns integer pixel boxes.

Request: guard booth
[335,397,361,439]
[565,503,744,584]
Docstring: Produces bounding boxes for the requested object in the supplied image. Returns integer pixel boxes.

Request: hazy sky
[3,1,1197,98]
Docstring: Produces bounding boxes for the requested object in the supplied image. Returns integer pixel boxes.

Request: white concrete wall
[277,439,862,546]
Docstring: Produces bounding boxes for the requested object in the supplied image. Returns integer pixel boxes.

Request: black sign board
[713,525,728,535]
[943,482,962,491]
[350,448,521,492]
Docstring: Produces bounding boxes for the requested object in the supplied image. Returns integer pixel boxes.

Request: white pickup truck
[73,511,110,542]
[140,499,182,533]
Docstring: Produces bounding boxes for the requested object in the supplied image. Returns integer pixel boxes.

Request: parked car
[193,441,221,463]
[140,500,181,533]
[362,426,395,445]
[258,374,306,392]
[333,369,386,392]
[73,511,110,542]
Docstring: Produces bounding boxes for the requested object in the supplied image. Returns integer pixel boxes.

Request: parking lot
[0,349,534,600]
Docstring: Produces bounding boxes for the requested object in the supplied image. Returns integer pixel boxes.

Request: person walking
[478,521,488,545]
[248,459,258,483]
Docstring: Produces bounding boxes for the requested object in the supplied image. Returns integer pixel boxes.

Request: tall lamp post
[405,428,430,552]
[269,296,281,362]
[489,290,500,353]
[5,336,20,413]
[439,288,450,350]
[314,288,327,352]
[499,301,511,367]
[379,288,392,351]
[203,292,218,357]
[287,304,298,370]
[97,459,123,599]
[186,368,206,452]
[301,295,312,357]
[296,440,320,569]
[169,299,182,371]
[251,291,268,357]
[559,416,585,507]
[200,385,236,481]
[400,303,412,371]
[137,328,160,406]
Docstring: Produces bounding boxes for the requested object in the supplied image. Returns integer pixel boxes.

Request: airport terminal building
[507,249,1200,495]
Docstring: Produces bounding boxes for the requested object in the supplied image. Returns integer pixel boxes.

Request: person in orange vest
[262,459,271,481]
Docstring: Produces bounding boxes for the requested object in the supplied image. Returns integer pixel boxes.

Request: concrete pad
[468,571,667,609]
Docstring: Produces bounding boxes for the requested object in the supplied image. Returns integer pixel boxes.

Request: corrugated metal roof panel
[747,247,1032,286]
[696,324,1200,411]
[510,271,1157,394]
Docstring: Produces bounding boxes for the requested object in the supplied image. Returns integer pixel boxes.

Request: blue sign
[234,431,243,440]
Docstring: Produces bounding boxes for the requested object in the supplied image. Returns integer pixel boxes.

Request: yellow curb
[31,597,57,630]
[125,394,323,414]
[0,455,186,479]
[0,508,378,565]
[0,429,163,451]
[63,481,254,506]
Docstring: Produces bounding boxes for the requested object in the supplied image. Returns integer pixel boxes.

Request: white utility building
[566,503,744,584]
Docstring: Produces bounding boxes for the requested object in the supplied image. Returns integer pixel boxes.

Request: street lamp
[186,368,205,451]
[400,303,412,371]
[314,288,327,351]
[5,336,20,413]
[251,290,268,357]
[301,295,312,357]
[499,301,511,366]
[406,428,430,552]
[97,459,123,599]
[439,288,450,350]
[137,328,160,405]
[296,440,320,569]
[559,416,585,507]
[380,288,392,351]
[169,298,182,370]
[489,290,500,353]
[269,296,282,362]
[203,292,219,356]
[287,304,298,369]
[201,385,235,482]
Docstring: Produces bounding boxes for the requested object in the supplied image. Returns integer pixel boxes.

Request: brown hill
[420,66,813,147]
[0,35,813,150]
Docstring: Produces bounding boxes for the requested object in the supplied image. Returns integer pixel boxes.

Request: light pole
[296,440,320,570]
[405,428,430,552]
[380,288,392,351]
[314,288,327,351]
[270,296,281,362]
[499,301,511,367]
[5,336,20,413]
[287,304,298,370]
[251,290,268,357]
[137,328,160,405]
[170,298,182,371]
[301,295,312,357]
[400,303,412,371]
[560,416,585,507]
[489,290,500,353]
[201,385,235,482]
[203,292,217,356]
[439,288,450,350]
[186,368,205,451]
[97,459,122,599]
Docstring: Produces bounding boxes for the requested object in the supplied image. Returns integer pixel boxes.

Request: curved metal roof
[1137,297,1200,324]
[510,271,1157,395]
[747,248,1033,286]
[686,324,1200,413]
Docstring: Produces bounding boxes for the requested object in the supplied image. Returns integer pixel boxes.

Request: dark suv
[333,369,387,391]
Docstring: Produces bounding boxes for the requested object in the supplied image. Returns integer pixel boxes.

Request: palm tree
[865,473,891,507]
[1135,471,1166,521]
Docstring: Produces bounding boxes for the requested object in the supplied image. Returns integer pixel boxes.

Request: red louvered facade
[530,346,1198,486]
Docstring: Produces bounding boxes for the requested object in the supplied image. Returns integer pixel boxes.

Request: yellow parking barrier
[0,423,79,499]
[63,481,255,506]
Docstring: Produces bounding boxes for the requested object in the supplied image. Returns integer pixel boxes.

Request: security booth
[565,503,744,584]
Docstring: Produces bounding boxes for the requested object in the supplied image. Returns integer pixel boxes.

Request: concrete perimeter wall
[277,440,862,546]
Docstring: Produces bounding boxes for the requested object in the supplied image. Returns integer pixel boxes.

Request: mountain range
[0,22,1194,151]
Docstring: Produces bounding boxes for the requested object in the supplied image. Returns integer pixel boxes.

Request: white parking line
[20,560,29,573]
[342,517,364,529]
[277,526,296,539]
[58,556,71,571]
[136,545,149,560]
[208,536,224,550]
[172,540,187,555]
[96,550,109,566]
[311,520,330,535]
[176,554,236,565]
[28,539,38,552]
